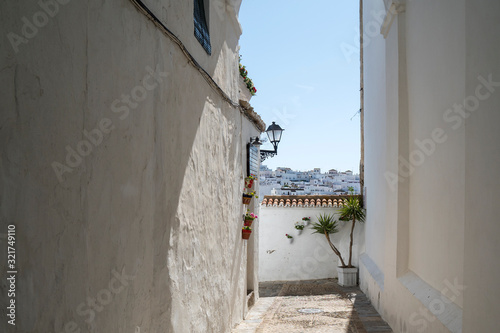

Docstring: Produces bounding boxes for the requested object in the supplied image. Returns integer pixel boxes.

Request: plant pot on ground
[337,267,358,287]
[339,189,366,269]
[311,203,365,287]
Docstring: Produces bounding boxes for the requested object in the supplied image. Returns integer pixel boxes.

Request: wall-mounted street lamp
[254,121,284,162]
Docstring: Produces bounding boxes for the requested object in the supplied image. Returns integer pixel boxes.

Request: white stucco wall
[362,0,500,332]
[259,207,364,282]
[462,1,500,332]
[363,0,388,274]
[406,0,465,304]
[0,1,261,332]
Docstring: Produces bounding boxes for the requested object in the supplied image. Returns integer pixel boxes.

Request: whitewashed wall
[362,0,500,332]
[0,1,261,332]
[259,207,364,282]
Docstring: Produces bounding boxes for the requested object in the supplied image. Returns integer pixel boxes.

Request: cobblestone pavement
[232,279,393,333]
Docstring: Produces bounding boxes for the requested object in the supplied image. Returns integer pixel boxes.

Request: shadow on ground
[234,279,393,333]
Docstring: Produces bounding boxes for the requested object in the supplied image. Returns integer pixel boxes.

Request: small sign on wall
[247,143,259,177]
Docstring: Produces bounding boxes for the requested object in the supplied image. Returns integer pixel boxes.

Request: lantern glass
[266,122,284,146]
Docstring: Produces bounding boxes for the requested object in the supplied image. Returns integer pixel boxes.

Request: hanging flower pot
[294,222,305,235]
[242,228,252,240]
[285,234,293,243]
[244,210,257,227]
[245,174,257,190]
[245,179,254,189]
[242,194,252,205]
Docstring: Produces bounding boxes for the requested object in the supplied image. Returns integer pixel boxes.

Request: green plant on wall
[239,56,257,95]
[294,222,305,230]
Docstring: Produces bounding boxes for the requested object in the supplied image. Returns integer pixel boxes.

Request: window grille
[194,0,211,55]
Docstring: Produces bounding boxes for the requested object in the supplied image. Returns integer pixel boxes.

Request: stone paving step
[233,298,274,332]
[232,279,393,333]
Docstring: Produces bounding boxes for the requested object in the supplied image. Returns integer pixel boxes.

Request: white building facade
[361,1,500,332]
[259,166,361,198]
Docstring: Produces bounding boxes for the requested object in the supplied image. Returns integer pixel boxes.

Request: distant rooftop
[262,195,362,208]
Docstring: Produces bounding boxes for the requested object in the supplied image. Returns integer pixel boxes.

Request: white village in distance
[259,166,361,198]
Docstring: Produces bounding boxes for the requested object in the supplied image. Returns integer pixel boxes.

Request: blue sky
[238,1,361,173]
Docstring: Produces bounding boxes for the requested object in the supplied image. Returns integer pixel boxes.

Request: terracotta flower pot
[242,229,252,239]
[242,195,252,205]
[244,219,253,227]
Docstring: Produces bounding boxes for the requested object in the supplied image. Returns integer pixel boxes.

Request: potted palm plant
[311,213,347,267]
[337,190,365,286]
[311,193,365,286]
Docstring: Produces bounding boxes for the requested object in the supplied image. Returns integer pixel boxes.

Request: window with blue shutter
[194,0,211,55]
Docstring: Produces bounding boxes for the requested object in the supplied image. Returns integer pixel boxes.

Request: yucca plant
[340,189,366,268]
[311,213,347,267]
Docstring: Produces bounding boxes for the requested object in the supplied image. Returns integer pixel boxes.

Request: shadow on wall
[0,0,245,331]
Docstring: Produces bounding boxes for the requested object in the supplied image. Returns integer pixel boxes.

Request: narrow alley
[233,279,393,333]
[2,0,500,331]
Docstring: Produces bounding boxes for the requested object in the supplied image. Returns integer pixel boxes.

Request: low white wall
[258,207,365,282]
